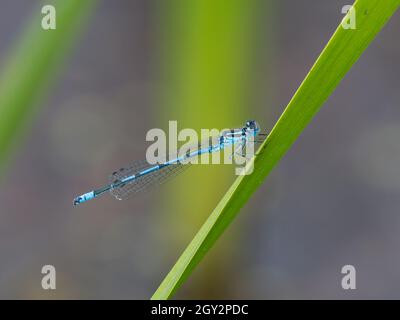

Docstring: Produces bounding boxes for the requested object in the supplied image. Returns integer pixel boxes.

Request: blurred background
[0,0,399,299]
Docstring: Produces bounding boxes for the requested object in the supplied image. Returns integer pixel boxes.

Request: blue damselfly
[73,120,265,205]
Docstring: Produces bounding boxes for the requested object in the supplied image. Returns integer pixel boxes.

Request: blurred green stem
[156,0,268,298]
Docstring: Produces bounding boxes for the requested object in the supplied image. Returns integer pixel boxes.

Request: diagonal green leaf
[0,0,97,170]
[152,0,400,299]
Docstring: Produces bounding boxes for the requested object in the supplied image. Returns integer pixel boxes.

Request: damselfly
[73,120,266,205]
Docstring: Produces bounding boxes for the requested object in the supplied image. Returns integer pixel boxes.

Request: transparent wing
[109,160,191,200]
[230,134,266,161]
[253,133,268,156]
[108,137,220,200]
[107,132,249,201]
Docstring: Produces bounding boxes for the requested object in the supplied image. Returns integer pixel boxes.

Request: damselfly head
[245,120,260,135]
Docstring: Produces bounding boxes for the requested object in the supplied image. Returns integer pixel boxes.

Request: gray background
[0,0,399,299]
